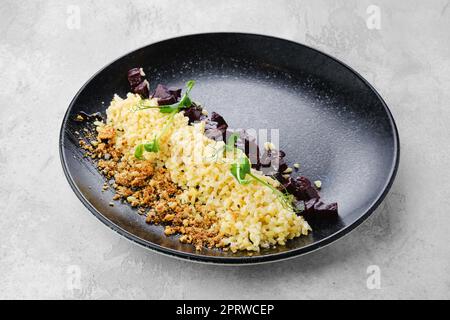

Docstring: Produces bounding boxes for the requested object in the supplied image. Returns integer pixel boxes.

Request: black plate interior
[60,33,399,264]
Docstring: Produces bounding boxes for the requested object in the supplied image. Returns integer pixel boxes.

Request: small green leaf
[231,164,251,184]
[143,138,159,153]
[134,144,145,159]
[158,104,180,113]
[185,80,195,94]
[180,96,192,108]
[134,137,159,159]
[230,155,251,184]
[176,80,195,108]
[133,100,161,112]
[229,134,251,184]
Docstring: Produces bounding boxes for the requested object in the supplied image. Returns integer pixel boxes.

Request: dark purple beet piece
[299,198,338,219]
[152,84,182,105]
[295,176,320,200]
[303,198,318,215]
[152,84,169,98]
[183,104,206,124]
[133,80,149,98]
[281,177,297,194]
[210,112,228,132]
[157,96,175,105]
[183,106,202,124]
[313,200,338,215]
[127,67,150,98]
[204,112,228,141]
[168,87,182,100]
[127,68,143,88]
[281,176,320,201]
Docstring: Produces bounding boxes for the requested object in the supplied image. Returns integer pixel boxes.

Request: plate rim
[59,32,400,265]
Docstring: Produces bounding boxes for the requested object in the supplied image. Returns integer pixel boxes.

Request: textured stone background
[1,0,449,299]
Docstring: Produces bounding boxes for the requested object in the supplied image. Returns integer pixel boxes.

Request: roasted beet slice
[300,198,338,219]
[295,176,320,201]
[152,84,170,99]
[183,106,202,124]
[303,198,318,215]
[152,84,181,105]
[210,112,228,132]
[281,177,297,194]
[184,103,207,124]
[127,68,143,88]
[281,176,320,201]
[313,200,338,215]
[133,80,150,98]
[127,67,149,98]
[204,112,228,141]
[168,87,182,99]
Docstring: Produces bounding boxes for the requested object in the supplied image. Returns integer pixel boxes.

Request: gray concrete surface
[1,0,449,299]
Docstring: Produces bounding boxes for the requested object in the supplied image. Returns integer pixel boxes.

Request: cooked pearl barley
[103,93,311,252]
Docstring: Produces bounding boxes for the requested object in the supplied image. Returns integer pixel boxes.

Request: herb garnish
[135,80,195,113]
[226,134,295,210]
[134,81,195,159]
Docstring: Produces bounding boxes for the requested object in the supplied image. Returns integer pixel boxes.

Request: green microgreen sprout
[225,133,295,210]
[134,81,195,159]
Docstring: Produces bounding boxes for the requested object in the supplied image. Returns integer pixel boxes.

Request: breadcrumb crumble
[80,124,224,250]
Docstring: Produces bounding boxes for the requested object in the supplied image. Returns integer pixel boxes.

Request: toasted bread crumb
[80,124,223,250]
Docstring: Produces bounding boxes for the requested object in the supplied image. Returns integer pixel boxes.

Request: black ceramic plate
[60,33,399,264]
